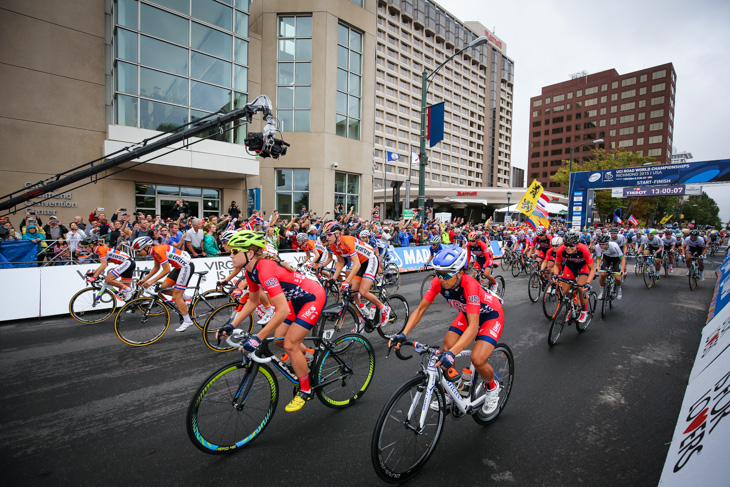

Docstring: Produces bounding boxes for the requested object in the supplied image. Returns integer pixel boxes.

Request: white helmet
[551,236,563,246]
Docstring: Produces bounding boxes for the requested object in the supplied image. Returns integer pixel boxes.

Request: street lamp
[568,138,603,196]
[506,191,512,223]
[418,35,489,219]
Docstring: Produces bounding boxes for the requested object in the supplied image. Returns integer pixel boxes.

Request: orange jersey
[150,244,190,269]
[300,239,317,252]
[329,235,376,263]
[94,245,131,265]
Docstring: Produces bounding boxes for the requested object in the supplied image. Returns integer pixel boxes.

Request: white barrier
[0,252,307,322]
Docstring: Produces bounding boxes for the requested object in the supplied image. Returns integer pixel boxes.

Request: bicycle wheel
[382,263,401,294]
[191,290,231,329]
[664,257,670,278]
[494,275,506,299]
[319,303,359,343]
[577,294,594,332]
[473,343,515,425]
[376,294,410,338]
[689,269,698,291]
[548,300,568,346]
[511,260,521,277]
[643,264,655,289]
[202,303,254,352]
[186,361,278,455]
[315,333,375,408]
[634,259,643,276]
[542,282,561,320]
[419,273,435,299]
[69,287,118,324]
[601,282,609,319]
[527,272,542,303]
[114,297,170,346]
[371,375,446,483]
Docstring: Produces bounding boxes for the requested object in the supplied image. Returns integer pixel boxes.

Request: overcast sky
[438,0,730,223]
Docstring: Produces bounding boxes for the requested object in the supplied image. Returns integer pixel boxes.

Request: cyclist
[323,221,390,327]
[80,236,135,300]
[391,246,504,415]
[661,229,678,272]
[683,230,707,280]
[132,236,195,331]
[609,227,627,255]
[553,230,596,323]
[297,232,320,266]
[426,235,444,267]
[594,233,626,300]
[639,229,664,277]
[452,227,467,248]
[544,236,563,293]
[530,226,553,271]
[466,232,497,292]
[217,230,327,413]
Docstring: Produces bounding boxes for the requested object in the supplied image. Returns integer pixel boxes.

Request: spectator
[22,224,46,261]
[228,201,241,221]
[19,211,43,230]
[51,238,72,265]
[3,221,21,241]
[158,225,172,245]
[170,199,189,220]
[66,222,87,253]
[184,218,205,257]
[203,223,219,257]
[131,219,153,242]
[398,226,413,247]
[110,209,134,229]
[107,220,123,248]
[71,216,87,231]
[44,216,69,244]
[169,222,184,248]
[98,218,110,237]
[116,226,132,250]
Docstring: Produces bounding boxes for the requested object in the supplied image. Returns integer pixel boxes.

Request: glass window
[116,94,138,127]
[141,4,188,46]
[152,0,189,15]
[235,11,249,37]
[140,67,188,105]
[117,0,138,29]
[116,62,138,95]
[334,172,359,214]
[192,22,232,60]
[276,169,310,219]
[116,28,138,62]
[277,16,311,132]
[192,0,232,30]
[336,23,363,139]
[140,36,188,76]
[191,82,232,112]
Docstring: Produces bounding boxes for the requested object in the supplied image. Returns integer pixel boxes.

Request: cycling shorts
[447,311,502,347]
[687,248,704,257]
[354,257,378,282]
[473,256,491,270]
[164,262,194,291]
[110,259,135,280]
[535,249,547,261]
[561,264,590,281]
[283,285,327,330]
[600,256,622,273]
[646,246,663,257]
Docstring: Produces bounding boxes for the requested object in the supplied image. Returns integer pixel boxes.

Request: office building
[528,63,676,194]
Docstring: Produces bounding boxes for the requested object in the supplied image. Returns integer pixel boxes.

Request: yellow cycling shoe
[285,390,312,412]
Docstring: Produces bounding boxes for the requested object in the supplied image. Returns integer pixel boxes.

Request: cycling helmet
[430,236,442,245]
[689,230,700,237]
[431,247,468,273]
[564,230,581,244]
[454,228,462,234]
[664,228,672,234]
[536,226,545,236]
[649,229,658,235]
[609,227,619,234]
[636,230,644,235]
[323,221,341,233]
[359,230,370,240]
[80,236,97,247]
[131,236,153,250]
[551,236,563,246]
[220,230,237,243]
[597,234,611,244]
[319,233,328,243]
[557,230,565,236]
[227,230,266,249]
[466,231,477,242]
[296,232,309,243]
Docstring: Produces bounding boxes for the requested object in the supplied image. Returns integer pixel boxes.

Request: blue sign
[247,187,261,217]
[391,243,503,273]
[709,252,730,323]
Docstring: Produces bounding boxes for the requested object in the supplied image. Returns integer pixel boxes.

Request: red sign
[484,30,503,49]
[457,191,477,196]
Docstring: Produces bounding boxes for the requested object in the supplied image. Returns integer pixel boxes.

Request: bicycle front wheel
[186,362,278,454]
[527,272,542,303]
[315,333,375,409]
[494,275,506,299]
[577,294,595,332]
[643,264,655,289]
[202,303,254,352]
[371,375,446,483]
[542,283,561,320]
[191,290,231,329]
[69,287,118,324]
[601,283,609,319]
[473,343,515,425]
[382,263,401,294]
[511,260,521,277]
[114,297,170,346]
[419,273,435,299]
[689,269,698,291]
[376,294,409,338]
[548,301,568,347]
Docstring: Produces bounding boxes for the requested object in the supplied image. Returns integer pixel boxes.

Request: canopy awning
[443,197,489,205]
[494,202,569,214]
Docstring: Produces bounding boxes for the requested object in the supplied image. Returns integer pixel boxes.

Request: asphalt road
[0,254,722,487]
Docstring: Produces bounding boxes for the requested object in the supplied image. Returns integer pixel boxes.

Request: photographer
[228,201,241,221]
[170,199,189,220]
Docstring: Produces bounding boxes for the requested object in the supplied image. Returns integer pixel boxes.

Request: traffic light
[426,198,434,208]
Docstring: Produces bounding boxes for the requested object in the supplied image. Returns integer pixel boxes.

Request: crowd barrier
[659,251,730,485]
[0,242,503,323]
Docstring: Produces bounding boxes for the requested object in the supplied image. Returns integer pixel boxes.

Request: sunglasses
[324,232,336,237]
[564,244,576,248]
[436,271,456,280]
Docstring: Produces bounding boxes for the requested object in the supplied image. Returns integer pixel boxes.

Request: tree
[680,193,721,228]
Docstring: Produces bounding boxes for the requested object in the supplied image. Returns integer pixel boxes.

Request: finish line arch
[568,158,730,228]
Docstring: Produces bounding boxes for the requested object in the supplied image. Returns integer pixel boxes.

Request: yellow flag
[517,180,550,227]
[660,215,671,225]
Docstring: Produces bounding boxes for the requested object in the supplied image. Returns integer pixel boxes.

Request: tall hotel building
[528,63,676,194]
[1,0,513,222]
[374,0,515,209]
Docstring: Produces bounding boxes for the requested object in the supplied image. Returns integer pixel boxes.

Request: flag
[411,152,420,166]
[517,180,551,228]
[613,214,624,224]
[427,102,445,147]
[373,206,380,221]
[628,215,639,227]
[525,217,537,231]
[660,215,671,225]
[386,151,401,162]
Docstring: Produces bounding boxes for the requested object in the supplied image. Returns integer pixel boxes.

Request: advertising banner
[247,187,261,217]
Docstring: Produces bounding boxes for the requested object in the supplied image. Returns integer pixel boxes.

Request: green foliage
[681,193,721,228]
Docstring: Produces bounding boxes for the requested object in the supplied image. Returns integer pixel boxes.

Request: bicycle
[379,252,402,294]
[710,242,719,256]
[511,254,535,277]
[113,271,211,346]
[190,280,238,326]
[688,256,701,291]
[542,276,564,320]
[371,339,514,483]
[68,269,145,324]
[634,254,645,276]
[186,326,376,454]
[548,278,597,347]
[319,288,409,343]
[528,267,552,303]
[474,268,506,300]
[600,271,622,319]
[643,254,660,289]
[662,249,672,278]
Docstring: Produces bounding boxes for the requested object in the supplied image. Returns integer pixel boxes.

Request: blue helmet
[432,247,468,273]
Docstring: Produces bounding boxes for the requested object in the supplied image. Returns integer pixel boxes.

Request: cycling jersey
[329,235,376,263]
[594,241,624,259]
[94,245,135,279]
[453,234,467,248]
[555,243,594,281]
[532,234,552,253]
[429,243,444,257]
[683,237,706,250]
[245,258,326,330]
[300,239,317,253]
[150,244,191,269]
[641,235,663,249]
[467,240,493,269]
[610,234,627,246]
[661,235,678,248]
[424,274,503,346]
